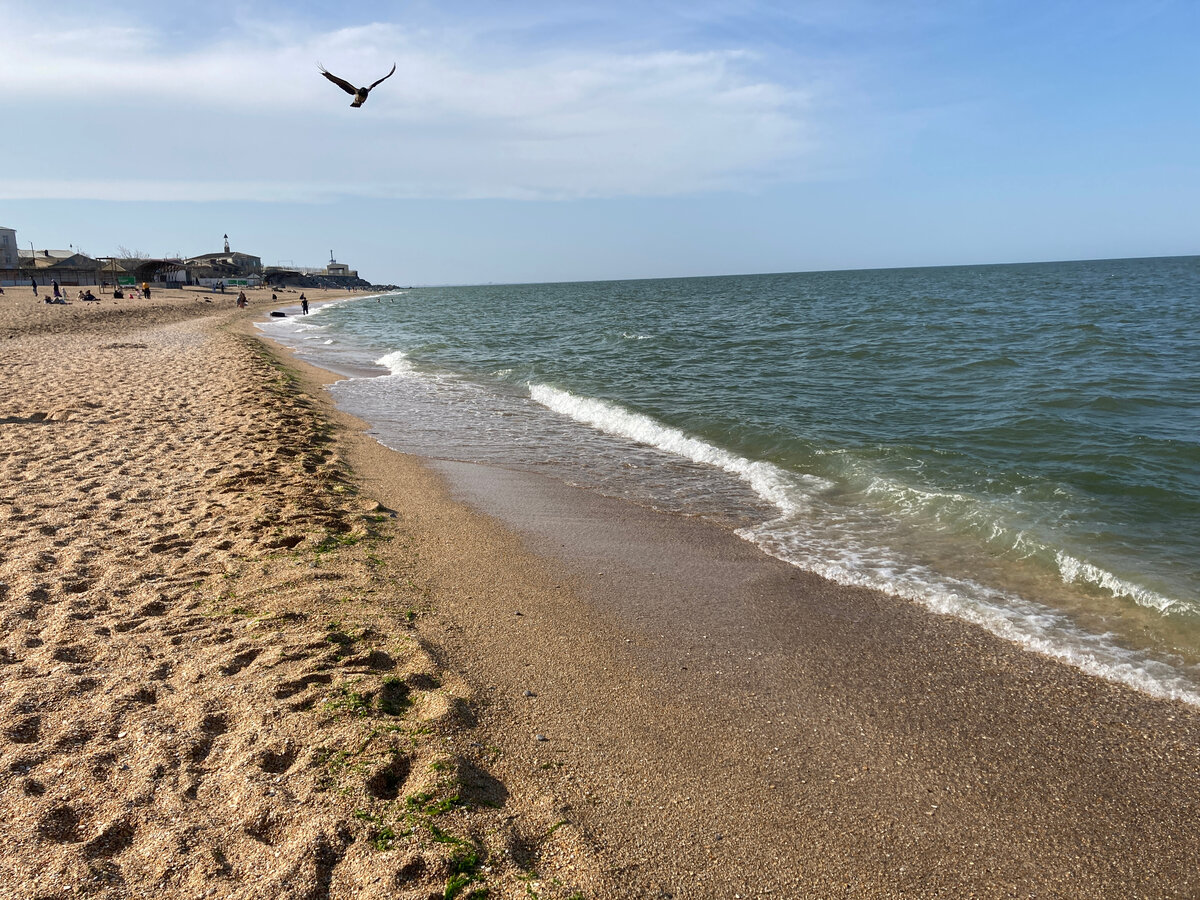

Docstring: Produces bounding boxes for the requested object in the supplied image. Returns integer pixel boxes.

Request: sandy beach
[2,287,1198,899]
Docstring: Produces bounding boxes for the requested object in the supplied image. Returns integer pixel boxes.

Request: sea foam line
[529,383,827,516]
[864,472,1191,619]
[529,383,1200,707]
[1056,552,1182,615]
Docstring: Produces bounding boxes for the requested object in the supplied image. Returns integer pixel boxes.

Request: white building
[0,226,17,271]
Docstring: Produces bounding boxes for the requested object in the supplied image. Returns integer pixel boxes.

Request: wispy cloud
[0,11,830,202]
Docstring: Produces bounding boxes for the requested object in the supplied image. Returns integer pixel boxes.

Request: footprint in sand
[254,742,299,774]
[51,644,93,665]
[138,599,168,617]
[83,816,136,859]
[273,672,333,700]
[187,712,228,764]
[37,803,87,843]
[363,753,413,800]
[219,647,262,677]
[22,778,46,797]
[7,715,41,744]
[242,806,291,846]
[117,685,157,706]
[52,724,94,750]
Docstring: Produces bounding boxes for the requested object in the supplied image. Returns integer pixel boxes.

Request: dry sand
[0,288,601,899]
[2,286,1198,899]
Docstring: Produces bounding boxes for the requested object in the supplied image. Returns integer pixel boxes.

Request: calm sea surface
[261,257,1200,705]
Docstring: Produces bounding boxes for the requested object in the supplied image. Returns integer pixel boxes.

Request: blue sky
[1,0,1196,283]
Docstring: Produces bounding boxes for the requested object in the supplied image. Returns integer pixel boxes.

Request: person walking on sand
[143,282,151,300]
[31,277,37,296]
[52,279,60,300]
[237,290,248,309]
[300,294,309,315]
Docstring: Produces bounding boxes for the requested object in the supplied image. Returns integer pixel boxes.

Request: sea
[259,256,1200,706]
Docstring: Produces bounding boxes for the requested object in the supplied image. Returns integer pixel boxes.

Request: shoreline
[259,289,1200,711]
[1,291,1196,897]
[257,308,1200,895]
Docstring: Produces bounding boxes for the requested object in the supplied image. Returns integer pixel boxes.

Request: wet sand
[406,460,1200,897]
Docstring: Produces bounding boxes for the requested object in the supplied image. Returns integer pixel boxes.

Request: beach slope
[0,292,602,899]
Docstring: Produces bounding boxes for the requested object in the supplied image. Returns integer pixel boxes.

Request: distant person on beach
[143,282,151,299]
[52,280,60,300]
[236,290,248,308]
[300,294,308,315]
[31,277,37,295]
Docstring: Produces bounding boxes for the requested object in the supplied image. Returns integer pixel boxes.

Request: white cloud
[0,14,828,201]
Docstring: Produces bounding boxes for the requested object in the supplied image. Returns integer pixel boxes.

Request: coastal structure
[17,248,102,286]
[97,257,191,287]
[262,250,372,289]
[184,235,264,287]
[325,251,357,278]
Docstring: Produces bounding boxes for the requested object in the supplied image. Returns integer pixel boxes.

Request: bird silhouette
[318,62,397,107]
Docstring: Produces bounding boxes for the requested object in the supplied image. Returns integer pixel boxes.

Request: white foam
[375,350,417,377]
[529,384,828,516]
[1056,552,1182,615]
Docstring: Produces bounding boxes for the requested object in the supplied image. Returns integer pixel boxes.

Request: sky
[1,0,1197,284]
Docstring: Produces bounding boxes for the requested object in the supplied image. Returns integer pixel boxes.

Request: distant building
[185,236,263,287]
[0,226,17,271]
[186,250,263,276]
[324,252,357,278]
[18,248,101,286]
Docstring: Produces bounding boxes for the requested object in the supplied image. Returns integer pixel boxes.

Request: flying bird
[318,62,397,108]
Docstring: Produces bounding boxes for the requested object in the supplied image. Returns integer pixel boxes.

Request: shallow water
[261,256,1200,705]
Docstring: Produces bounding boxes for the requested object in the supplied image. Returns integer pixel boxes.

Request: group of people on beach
[38,279,66,304]
[16,276,313,315]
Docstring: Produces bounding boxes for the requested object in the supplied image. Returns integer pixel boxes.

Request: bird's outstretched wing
[368,63,397,91]
[318,64,359,96]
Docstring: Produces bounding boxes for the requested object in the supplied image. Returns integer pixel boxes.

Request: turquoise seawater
[261,256,1200,704]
